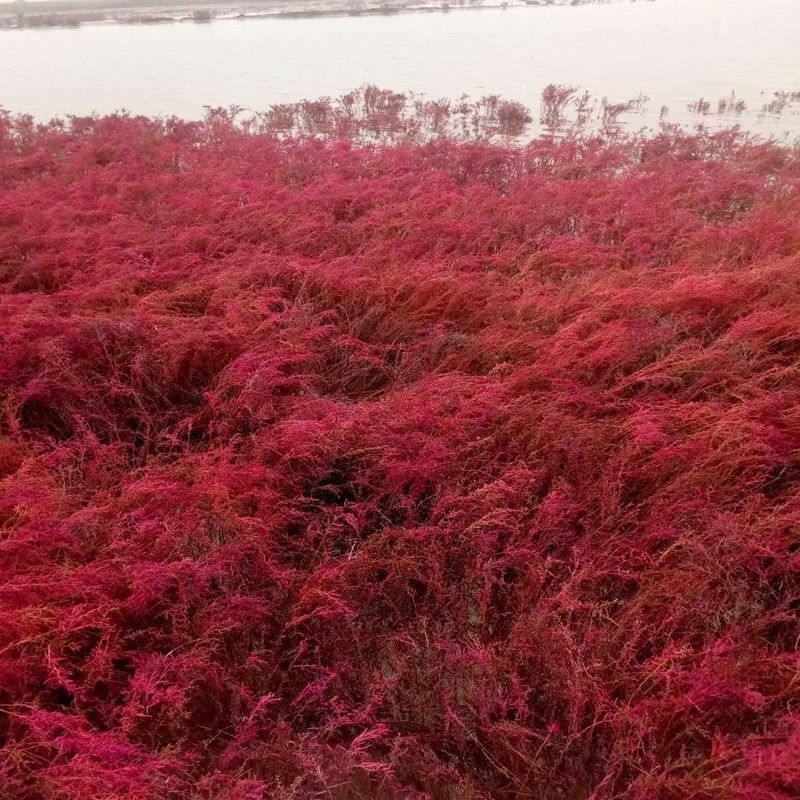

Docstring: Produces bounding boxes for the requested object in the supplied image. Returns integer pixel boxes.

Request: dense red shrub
[0,107,799,799]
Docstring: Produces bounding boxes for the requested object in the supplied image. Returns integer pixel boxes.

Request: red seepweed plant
[0,99,799,800]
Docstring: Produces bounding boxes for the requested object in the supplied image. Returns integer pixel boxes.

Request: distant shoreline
[0,0,634,30]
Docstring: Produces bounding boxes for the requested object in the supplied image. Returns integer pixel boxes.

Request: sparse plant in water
[761,90,800,117]
[540,83,577,130]
[688,97,712,114]
[718,90,746,114]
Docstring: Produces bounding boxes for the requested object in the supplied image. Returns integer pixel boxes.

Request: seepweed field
[1,99,799,800]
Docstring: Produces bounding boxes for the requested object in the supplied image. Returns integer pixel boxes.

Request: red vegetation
[1,108,800,800]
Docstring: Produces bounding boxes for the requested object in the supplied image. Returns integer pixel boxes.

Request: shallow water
[1,0,799,136]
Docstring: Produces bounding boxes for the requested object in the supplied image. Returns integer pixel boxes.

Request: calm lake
[1,0,799,136]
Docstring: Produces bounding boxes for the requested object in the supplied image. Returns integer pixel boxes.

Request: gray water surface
[1,0,799,135]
